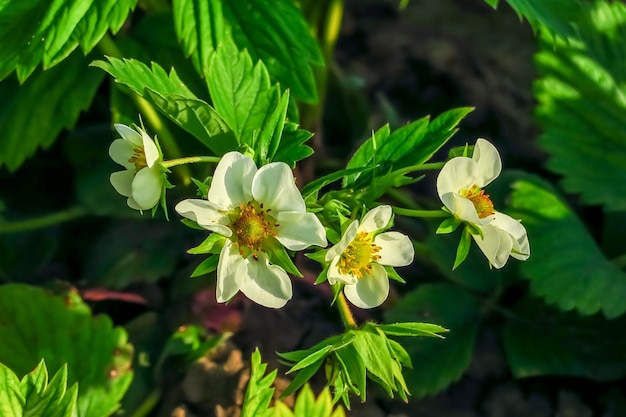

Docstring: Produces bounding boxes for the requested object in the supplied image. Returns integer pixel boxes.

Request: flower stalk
[162,156,221,168]
[0,206,86,234]
[392,207,450,218]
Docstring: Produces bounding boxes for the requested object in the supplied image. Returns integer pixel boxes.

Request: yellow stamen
[461,185,495,219]
[230,201,277,258]
[128,147,148,171]
[338,231,382,278]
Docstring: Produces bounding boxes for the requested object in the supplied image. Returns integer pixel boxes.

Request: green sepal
[181,218,206,230]
[191,177,210,198]
[384,266,406,284]
[453,227,472,270]
[314,266,330,285]
[304,249,327,264]
[436,217,461,234]
[267,241,302,277]
[187,234,225,255]
[465,221,484,239]
[190,256,219,277]
[325,228,342,246]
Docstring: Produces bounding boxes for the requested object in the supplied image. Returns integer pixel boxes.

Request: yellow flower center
[338,231,382,279]
[461,185,495,219]
[230,202,278,258]
[128,147,148,171]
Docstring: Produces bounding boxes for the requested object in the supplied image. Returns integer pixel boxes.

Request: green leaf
[241,349,276,417]
[503,297,626,380]
[334,344,366,400]
[375,322,448,338]
[0,52,103,171]
[534,2,626,210]
[0,0,137,82]
[452,227,472,270]
[83,220,183,288]
[93,56,237,154]
[267,242,302,278]
[301,166,376,198]
[488,0,584,38]
[384,284,481,397]
[506,174,626,318]
[273,123,314,167]
[0,284,133,417]
[20,361,78,417]
[205,38,289,163]
[351,331,396,393]
[344,108,473,188]
[0,362,23,417]
[173,0,323,102]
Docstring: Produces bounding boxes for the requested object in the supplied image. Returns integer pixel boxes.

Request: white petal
[109,139,135,169]
[472,139,502,187]
[276,211,327,250]
[436,157,480,201]
[239,252,292,308]
[327,255,358,285]
[114,124,142,146]
[175,199,232,236]
[141,130,160,168]
[208,151,256,210]
[491,212,530,260]
[375,232,414,267]
[131,167,163,210]
[127,197,142,211]
[344,263,389,308]
[359,205,392,233]
[325,220,358,262]
[216,241,244,302]
[252,162,305,213]
[472,224,513,269]
[443,192,487,225]
[110,170,134,197]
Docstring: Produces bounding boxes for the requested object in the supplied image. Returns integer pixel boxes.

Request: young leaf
[344,108,473,188]
[0,0,137,82]
[453,227,472,270]
[375,322,448,338]
[276,385,346,417]
[506,174,626,318]
[0,284,133,417]
[0,362,22,417]
[20,362,78,417]
[93,57,237,154]
[0,52,103,172]
[384,284,481,397]
[241,349,276,417]
[205,37,290,163]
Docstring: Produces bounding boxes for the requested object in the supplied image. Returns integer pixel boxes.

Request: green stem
[392,207,449,218]
[0,206,87,234]
[128,388,161,417]
[162,156,221,168]
[97,34,193,185]
[336,290,358,329]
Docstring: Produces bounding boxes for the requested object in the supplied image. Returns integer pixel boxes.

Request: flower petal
[276,211,327,250]
[216,241,244,302]
[437,157,480,201]
[472,138,502,187]
[491,212,530,260]
[114,124,142,146]
[472,224,513,269]
[110,170,134,197]
[208,151,256,210]
[344,263,389,308]
[252,162,305,212]
[375,231,414,267]
[131,167,163,210]
[109,139,135,169]
[175,199,232,236]
[444,192,490,225]
[239,252,292,308]
[325,220,358,262]
[141,130,161,168]
[359,205,392,233]
[327,255,358,285]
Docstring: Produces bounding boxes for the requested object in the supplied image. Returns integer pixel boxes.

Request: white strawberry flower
[325,205,414,309]
[436,138,529,268]
[109,124,164,211]
[175,151,327,308]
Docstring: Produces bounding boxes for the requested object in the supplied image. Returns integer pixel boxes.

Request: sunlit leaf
[0,0,137,82]
[0,284,133,417]
[506,174,626,318]
[241,349,275,417]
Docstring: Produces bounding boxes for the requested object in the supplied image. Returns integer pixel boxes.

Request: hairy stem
[162,156,221,168]
[336,290,358,329]
[392,207,449,218]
